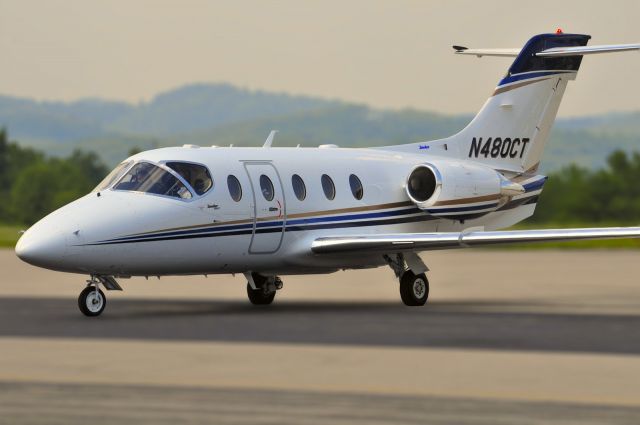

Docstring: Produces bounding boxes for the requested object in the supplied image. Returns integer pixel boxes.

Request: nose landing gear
[77,276,122,317]
[78,281,106,317]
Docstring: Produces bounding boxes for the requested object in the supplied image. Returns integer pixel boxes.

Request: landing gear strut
[78,278,106,317]
[246,273,282,305]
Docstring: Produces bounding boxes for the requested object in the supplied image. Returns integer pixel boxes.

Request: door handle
[268,207,278,212]
[207,204,220,210]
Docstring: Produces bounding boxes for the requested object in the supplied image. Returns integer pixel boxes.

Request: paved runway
[3,381,640,425]
[2,297,640,354]
[2,249,640,424]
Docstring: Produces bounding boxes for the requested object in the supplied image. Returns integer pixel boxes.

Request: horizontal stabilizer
[453,46,520,57]
[453,43,639,59]
[311,227,640,254]
[537,43,640,57]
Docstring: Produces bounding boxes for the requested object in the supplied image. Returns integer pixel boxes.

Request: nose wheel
[78,285,106,317]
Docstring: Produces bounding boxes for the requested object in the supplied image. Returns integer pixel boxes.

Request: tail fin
[385,33,639,173]
[453,32,591,173]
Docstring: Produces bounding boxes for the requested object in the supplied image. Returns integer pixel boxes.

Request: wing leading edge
[311,227,640,254]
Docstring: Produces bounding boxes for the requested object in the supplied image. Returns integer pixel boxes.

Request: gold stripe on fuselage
[432,194,501,207]
[492,77,551,96]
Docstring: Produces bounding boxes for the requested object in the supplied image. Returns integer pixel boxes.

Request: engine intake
[406,165,439,202]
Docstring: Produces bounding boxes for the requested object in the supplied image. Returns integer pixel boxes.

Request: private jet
[15,31,640,316]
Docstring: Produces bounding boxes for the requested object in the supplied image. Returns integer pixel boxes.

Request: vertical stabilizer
[452,33,591,172]
[381,33,640,173]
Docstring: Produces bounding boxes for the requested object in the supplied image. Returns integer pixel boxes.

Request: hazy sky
[0,0,638,116]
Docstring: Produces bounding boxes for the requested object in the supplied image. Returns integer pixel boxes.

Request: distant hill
[1,83,638,171]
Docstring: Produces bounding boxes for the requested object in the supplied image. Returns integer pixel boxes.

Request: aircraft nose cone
[15,226,67,269]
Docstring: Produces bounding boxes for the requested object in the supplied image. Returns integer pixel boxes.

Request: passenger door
[244,162,286,254]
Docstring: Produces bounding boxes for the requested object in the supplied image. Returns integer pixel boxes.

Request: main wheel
[247,282,276,305]
[78,286,106,317]
[399,271,429,306]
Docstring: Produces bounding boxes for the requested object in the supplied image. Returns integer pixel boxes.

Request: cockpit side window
[166,162,213,196]
[113,162,193,199]
[93,161,133,193]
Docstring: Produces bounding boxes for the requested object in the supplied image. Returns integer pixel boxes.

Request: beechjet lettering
[15,32,640,316]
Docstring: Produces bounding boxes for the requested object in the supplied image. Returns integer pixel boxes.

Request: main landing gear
[385,253,430,306]
[399,270,429,306]
[78,276,122,317]
[246,273,282,305]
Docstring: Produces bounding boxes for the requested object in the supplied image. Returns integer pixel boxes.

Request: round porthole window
[292,174,306,201]
[260,175,275,201]
[227,175,242,202]
[349,174,363,200]
[321,174,335,200]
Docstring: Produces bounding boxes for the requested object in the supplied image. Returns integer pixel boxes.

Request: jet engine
[405,160,524,217]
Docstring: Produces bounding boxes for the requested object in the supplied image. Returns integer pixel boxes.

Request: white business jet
[15,31,640,316]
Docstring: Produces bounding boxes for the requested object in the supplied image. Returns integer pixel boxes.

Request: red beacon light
[555,28,564,34]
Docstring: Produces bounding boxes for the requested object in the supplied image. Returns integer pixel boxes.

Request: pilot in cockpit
[193,179,205,195]
[131,164,150,184]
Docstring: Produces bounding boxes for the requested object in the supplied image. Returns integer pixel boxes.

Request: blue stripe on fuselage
[522,177,547,192]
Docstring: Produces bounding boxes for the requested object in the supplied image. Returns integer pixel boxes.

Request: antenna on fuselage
[263,130,278,148]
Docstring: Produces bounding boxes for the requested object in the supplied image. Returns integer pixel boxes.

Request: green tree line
[0,129,108,225]
[531,150,640,224]
[1,128,639,226]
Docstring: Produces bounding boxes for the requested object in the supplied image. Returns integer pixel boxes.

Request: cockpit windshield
[113,162,193,199]
[93,161,133,193]
[166,162,213,195]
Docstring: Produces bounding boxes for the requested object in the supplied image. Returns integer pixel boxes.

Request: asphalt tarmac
[2,249,640,424]
[1,297,640,355]
[3,381,640,425]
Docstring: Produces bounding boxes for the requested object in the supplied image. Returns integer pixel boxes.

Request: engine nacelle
[405,160,524,218]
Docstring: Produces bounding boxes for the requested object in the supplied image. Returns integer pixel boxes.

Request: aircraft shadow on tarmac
[2,297,640,355]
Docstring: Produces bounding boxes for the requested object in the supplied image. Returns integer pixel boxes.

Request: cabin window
[260,175,275,201]
[321,174,335,200]
[227,175,242,202]
[113,162,192,199]
[166,162,213,196]
[349,174,363,200]
[93,161,132,192]
[291,174,306,201]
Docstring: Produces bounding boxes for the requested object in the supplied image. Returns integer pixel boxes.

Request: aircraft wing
[311,227,640,254]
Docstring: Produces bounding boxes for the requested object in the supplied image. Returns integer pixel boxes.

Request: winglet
[263,130,278,148]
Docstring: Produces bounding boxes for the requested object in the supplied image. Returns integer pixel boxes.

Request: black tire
[78,286,106,317]
[399,271,429,306]
[247,282,276,305]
